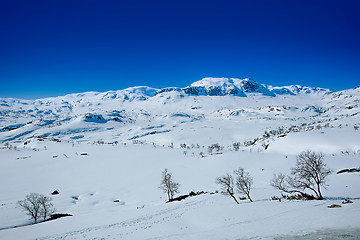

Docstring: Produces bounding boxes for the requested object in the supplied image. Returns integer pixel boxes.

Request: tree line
[18,150,332,224]
[160,150,333,203]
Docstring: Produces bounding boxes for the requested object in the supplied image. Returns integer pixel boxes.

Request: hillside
[0,77,358,149]
[0,78,359,239]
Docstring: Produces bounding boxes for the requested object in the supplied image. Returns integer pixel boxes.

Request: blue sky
[0,0,359,99]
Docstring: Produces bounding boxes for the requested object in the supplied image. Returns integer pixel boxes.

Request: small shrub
[328,204,342,208]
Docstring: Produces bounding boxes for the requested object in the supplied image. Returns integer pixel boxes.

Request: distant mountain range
[2,77,333,103]
[179,78,332,97]
[0,77,359,146]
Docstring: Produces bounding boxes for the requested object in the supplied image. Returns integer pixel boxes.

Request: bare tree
[232,142,241,151]
[234,167,253,202]
[216,173,239,204]
[17,193,55,223]
[271,150,333,200]
[208,143,223,155]
[291,150,332,199]
[39,195,56,221]
[270,173,306,196]
[159,168,180,201]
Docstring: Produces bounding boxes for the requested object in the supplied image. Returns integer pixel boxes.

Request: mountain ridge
[0,77,333,102]
[0,77,358,146]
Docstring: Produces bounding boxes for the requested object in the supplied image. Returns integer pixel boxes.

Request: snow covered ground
[0,78,360,239]
[0,142,359,239]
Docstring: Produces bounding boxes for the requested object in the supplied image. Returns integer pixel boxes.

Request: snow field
[0,78,359,239]
[0,140,359,239]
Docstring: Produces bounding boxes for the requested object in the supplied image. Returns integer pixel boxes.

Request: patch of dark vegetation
[272,193,316,201]
[36,135,48,141]
[47,213,72,221]
[275,228,360,239]
[112,117,122,122]
[128,130,171,141]
[337,168,360,174]
[166,191,207,203]
[328,204,342,208]
[16,156,31,160]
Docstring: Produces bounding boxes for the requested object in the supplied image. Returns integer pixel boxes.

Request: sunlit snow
[0,78,359,239]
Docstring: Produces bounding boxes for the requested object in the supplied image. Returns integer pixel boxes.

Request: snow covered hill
[0,77,360,239]
[0,77,354,149]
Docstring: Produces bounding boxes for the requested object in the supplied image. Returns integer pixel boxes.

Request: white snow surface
[0,78,360,239]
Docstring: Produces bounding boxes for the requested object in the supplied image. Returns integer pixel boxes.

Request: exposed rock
[51,190,59,195]
[342,199,353,204]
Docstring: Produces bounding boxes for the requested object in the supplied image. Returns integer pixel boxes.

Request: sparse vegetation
[232,142,241,151]
[234,167,253,202]
[159,168,180,201]
[208,143,223,155]
[271,150,333,200]
[216,173,239,204]
[17,193,56,223]
[166,191,206,203]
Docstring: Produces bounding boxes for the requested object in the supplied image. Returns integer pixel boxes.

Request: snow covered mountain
[0,77,357,148]
[164,77,332,97]
[1,77,360,240]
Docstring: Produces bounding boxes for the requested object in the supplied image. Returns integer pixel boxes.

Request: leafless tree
[17,193,55,223]
[232,142,241,151]
[159,168,180,201]
[39,195,56,221]
[270,173,306,196]
[208,143,223,155]
[292,150,332,199]
[234,167,253,202]
[271,150,333,200]
[216,173,239,204]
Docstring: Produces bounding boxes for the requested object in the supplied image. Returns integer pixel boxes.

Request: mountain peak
[0,77,333,102]
[182,77,332,97]
[183,77,276,97]
[190,77,234,87]
[184,77,246,96]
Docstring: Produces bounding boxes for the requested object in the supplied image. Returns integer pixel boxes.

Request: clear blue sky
[0,0,359,99]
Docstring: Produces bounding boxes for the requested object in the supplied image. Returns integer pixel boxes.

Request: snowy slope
[0,142,359,239]
[0,78,360,239]
[0,77,351,148]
